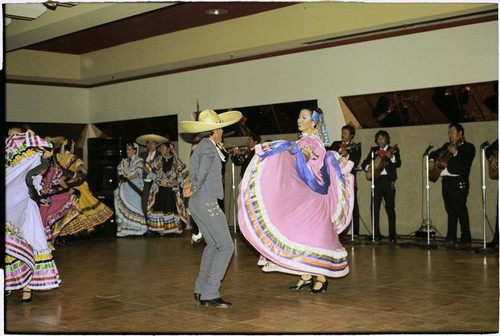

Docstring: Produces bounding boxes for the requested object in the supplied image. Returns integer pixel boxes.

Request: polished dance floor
[4,230,499,334]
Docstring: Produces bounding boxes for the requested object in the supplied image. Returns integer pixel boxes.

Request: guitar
[488,150,498,180]
[366,145,399,181]
[428,141,460,182]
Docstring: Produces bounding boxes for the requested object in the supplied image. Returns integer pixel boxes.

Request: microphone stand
[419,151,438,249]
[344,168,361,246]
[475,143,495,254]
[229,161,238,234]
[349,194,356,242]
[366,149,381,245]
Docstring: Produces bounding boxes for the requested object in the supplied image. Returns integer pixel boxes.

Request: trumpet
[227,145,248,154]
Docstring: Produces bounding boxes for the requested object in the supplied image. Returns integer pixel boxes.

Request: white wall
[7,84,90,123]
[7,21,498,240]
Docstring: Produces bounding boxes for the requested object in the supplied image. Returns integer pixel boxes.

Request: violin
[366,145,399,181]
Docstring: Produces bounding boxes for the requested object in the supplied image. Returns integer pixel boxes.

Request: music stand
[419,151,439,250]
[366,150,382,246]
[475,143,496,254]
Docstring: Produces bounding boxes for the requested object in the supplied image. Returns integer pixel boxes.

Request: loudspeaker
[87,137,123,195]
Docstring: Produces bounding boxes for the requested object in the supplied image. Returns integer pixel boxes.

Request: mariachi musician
[361,130,401,243]
[485,139,498,249]
[231,132,261,178]
[328,124,362,237]
[428,123,475,248]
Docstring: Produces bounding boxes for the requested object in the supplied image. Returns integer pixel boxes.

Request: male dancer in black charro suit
[328,125,361,237]
[361,130,401,243]
[429,123,475,248]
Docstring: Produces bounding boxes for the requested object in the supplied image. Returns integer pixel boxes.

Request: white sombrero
[179,109,242,133]
[136,134,169,146]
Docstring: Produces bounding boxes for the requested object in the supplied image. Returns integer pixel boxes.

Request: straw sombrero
[136,134,169,146]
[179,109,242,133]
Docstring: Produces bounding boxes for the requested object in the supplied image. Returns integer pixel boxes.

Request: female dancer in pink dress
[237,107,354,294]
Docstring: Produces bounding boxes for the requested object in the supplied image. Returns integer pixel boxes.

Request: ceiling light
[205,9,228,16]
[5,4,47,21]
[44,1,58,11]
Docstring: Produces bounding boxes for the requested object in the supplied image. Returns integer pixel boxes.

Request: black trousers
[372,176,396,239]
[141,180,152,221]
[352,181,360,235]
[442,176,471,243]
[492,199,499,245]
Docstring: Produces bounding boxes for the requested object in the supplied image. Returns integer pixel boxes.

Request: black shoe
[200,297,232,308]
[310,279,328,294]
[194,293,201,302]
[365,235,382,242]
[486,238,498,248]
[457,241,471,249]
[289,277,314,291]
[55,237,68,245]
[443,240,456,248]
[486,241,498,249]
[389,238,397,245]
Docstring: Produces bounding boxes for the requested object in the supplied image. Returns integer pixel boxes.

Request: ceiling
[5,2,295,54]
[4,2,498,87]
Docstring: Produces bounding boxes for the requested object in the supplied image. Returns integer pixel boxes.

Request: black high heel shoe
[289,277,314,291]
[310,279,328,294]
[21,289,32,304]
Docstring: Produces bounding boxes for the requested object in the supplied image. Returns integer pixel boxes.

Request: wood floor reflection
[4,231,499,334]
